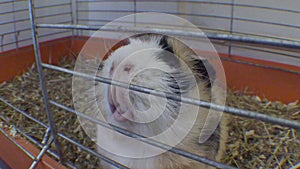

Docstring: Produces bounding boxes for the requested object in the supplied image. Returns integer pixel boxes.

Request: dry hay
[225,92,300,169]
[0,56,100,168]
[0,56,299,169]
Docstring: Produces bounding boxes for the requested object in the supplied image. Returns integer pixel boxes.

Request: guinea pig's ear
[191,57,216,88]
[159,35,174,54]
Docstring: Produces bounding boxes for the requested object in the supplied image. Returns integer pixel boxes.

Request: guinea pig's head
[97,36,199,137]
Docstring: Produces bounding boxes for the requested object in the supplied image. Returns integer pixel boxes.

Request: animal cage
[0,0,300,169]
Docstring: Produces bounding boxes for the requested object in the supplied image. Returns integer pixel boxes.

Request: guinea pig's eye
[123,64,133,72]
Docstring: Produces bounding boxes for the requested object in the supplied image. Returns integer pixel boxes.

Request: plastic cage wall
[0,0,300,169]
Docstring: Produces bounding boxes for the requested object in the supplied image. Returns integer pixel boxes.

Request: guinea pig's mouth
[108,90,133,122]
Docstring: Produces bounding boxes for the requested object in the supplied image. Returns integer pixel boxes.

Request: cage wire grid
[0,0,300,169]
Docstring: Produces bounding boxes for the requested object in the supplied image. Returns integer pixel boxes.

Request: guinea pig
[95,33,227,169]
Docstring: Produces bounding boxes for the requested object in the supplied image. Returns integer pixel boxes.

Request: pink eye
[124,67,131,72]
[123,65,133,72]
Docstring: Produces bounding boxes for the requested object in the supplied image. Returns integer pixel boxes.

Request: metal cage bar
[42,63,300,130]
[29,136,53,169]
[36,23,300,49]
[27,0,63,163]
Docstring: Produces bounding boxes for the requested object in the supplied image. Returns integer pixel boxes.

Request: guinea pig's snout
[107,60,157,123]
[108,84,134,122]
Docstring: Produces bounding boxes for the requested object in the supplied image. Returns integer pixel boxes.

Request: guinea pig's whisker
[84,96,102,104]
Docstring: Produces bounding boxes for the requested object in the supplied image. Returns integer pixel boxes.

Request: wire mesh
[0,0,300,169]
[0,0,73,52]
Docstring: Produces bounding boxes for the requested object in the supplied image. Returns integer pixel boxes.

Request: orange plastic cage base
[0,129,66,169]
